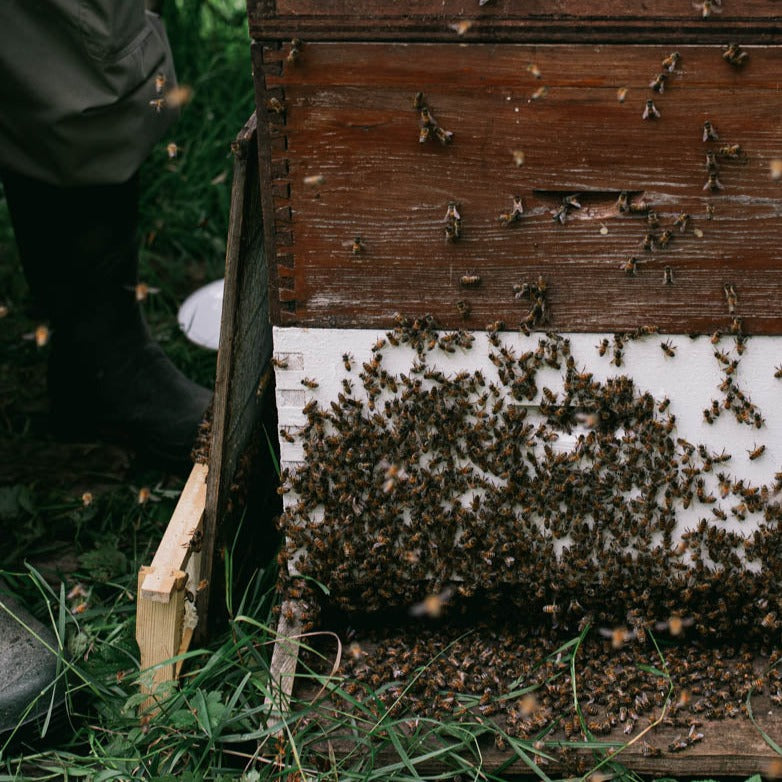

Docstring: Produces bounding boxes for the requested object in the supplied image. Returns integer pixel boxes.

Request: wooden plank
[198,113,274,640]
[135,566,187,708]
[255,43,782,333]
[265,598,303,730]
[288,671,782,776]
[248,0,782,43]
[140,462,207,601]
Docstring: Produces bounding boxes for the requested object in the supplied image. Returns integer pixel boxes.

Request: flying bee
[694,0,722,17]
[673,213,690,232]
[617,86,629,102]
[663,266,674,285]
[662,51,681,72]
[642,99,661,119]
[649,72,668,93]
[704,171,723,191]
[287,38,302,64]
[460,273,481,288]
[771,158,782,181]
[661,340,677,357]
[149,98,165,112]
[703,120,719,142]
[300,377,319,389]
[723,283,738,314]
[531,85,548,100]
[658,229,674,248]
[748,443,766,460]
[526,62,542,78]
[723,42,748,67]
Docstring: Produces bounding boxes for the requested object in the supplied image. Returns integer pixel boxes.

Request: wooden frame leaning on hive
[136,114,274,704]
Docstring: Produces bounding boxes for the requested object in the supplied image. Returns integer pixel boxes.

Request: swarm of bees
[278,318,779,651]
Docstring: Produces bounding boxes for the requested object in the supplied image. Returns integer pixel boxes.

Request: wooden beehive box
[252,3,782,775]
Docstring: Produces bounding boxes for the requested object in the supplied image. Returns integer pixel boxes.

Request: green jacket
[0,1,177,186]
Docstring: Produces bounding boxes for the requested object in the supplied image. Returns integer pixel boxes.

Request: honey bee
[526,62,543,79]
[301,377,319,389]
[694,0,722,17]
[703,120,719,142]
[712,506,727,520]
[148,98,165,112]
[280,429,295,443]
[165,142,179,159]
[663,266,674,285]
[723,42,748,67]
[718,144,745,161]
[597,338,609,357]
[658,396,671,412]
[342,352,353,371]
[649,73,667,93]
[642,233,656,251]
[449,19,474,35]
[498,195,525,226]
[705,150,719,172]
[748,443,766,460]
[662,51,681,72]
[673,213,690,232]
[642,99,661,120]
[460,273,481,288]
[658,229,673,248]
[620,257,641,275]
[266,96,285,114]
[660,340,677,357]
[456,299,471,319]
[287,38,302,64]
[444,201,462,241]
[164,85,193,109]
[351,236,365,255]
[723,283,738,314]
[703,171,723,191]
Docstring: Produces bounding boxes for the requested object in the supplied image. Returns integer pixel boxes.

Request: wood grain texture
[198,114,273,639]
[290,671,782,776]
[248,0,782,43]
[275,623,782,776]
[254,42,782,333]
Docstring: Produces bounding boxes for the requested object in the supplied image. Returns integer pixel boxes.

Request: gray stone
[0,595,60,734]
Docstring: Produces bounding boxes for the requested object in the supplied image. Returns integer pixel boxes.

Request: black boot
[1,169,212,473]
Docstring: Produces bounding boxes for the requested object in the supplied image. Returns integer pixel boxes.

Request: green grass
[0,3,779,779]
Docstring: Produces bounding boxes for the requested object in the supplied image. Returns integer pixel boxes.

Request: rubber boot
[0,594,61,739]
[1,169,212,473]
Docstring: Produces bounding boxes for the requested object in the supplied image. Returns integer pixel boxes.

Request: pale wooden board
[274,326,782,570]
[141,462,207,602]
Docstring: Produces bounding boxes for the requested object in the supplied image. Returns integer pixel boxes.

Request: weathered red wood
[253,42,782,333]
[248,0,782,44]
